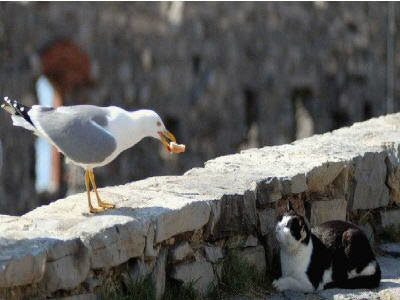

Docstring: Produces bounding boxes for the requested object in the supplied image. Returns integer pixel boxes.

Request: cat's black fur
[313,220,381,289]
[273,201,381,292]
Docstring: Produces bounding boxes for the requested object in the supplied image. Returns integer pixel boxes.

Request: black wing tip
[2,97,34,126]
[1,96,16,114]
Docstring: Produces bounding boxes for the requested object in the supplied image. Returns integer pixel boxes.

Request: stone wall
[0,2,399,215]
[1,114,400,299]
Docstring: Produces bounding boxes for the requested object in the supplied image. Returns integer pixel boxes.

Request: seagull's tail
[2,97,36,131]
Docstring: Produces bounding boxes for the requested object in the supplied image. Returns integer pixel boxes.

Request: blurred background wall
[0,2,398,215]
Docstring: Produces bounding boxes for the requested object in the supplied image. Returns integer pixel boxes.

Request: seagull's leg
[88,170,115,209]
[85,169,104,213]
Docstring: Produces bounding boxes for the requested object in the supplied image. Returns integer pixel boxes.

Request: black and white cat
[272,201,381,292]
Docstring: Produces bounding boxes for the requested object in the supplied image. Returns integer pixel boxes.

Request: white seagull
[1,97,185,213]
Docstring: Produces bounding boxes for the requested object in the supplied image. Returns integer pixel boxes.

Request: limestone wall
[1,2,398,215]
[1,114,400,299]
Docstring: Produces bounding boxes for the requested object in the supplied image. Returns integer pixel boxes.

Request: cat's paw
[272,277,290,291]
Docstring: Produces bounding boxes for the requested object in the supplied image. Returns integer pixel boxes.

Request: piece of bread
[169,142,186,153]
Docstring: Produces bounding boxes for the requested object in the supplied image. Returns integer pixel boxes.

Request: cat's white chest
[277,241,315,292]
[281,242,312,278]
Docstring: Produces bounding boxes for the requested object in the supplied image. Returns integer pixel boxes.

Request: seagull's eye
[157,121,161,127]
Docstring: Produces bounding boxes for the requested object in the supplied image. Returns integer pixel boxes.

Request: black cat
[272,201,381,292]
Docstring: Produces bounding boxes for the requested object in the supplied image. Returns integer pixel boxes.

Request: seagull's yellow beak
[158,130,176,152]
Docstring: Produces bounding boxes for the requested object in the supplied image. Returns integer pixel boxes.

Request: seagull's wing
[29,105,117,164]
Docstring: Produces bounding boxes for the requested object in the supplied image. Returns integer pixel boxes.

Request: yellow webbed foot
[98,201,115,209]
[89,206,105,214]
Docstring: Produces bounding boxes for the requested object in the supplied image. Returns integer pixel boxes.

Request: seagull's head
[138,110,176,153]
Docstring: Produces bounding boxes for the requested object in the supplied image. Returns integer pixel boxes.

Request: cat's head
[275,200,310,250]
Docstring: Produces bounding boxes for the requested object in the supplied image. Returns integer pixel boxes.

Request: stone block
[258,208,276,236]
[151,248,167,300]
[331,167,350,198]
[244,235,258,247]
[203,246,223,263]
[171,261,215,295]
[386,163,400,205]
[144,224,158,258]
[0,239,48,288]
[306,161,345,192]
[310,198,347,226]
[206,192,257,240]
[81,220,146,269]
[380,209,400,228]
[280,174,307,195]
[351,152,389,209]
[84,277,101,292]
[40,239,90,292]
[256,177,282,208]
[155,201,210,243]
[241,245,266,272]
[170,242,194,263]
[205,200,222,240]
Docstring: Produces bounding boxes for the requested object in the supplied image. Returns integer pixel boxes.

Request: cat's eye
[157,121,161,127]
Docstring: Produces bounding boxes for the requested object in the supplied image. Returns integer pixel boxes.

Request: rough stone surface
[144,225,158,258]
[306,162,345,193]
[241,246,267,273]
[0,237,48,288]
[380,243,400,257]
[203,245,223,263]
[310,198,347,226]
[171,261,215,295]
[258,208,276,236]
[170,241,194,263]
[155,201,211,243]
[79,218,147,269]
[386,163,400,205]
[151,248,167,300]
[41,239,90,292]
[256,178,283,208]
[380,209,400,228]
[280,174,308,195]
[84,276,101,293]
[351,152,389,210]
[244,235,259,247]
[206,193,257,240]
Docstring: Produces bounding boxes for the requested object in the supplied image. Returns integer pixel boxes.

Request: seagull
[1,97,184,213]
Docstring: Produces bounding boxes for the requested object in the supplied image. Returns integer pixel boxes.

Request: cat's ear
[287,200,294,212]
[300,218,309,232]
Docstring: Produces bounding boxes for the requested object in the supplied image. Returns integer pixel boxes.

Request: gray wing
[30,105,117,164]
